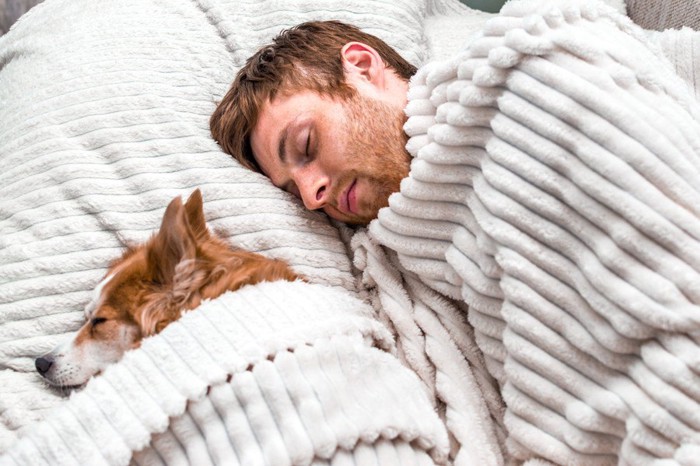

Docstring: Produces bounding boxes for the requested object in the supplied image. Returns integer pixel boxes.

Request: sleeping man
[210,21,414,226]
[210,13,700,466]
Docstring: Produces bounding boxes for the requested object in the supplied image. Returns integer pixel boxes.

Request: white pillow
[0,0,432,373]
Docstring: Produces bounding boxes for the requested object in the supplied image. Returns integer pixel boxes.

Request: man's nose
[295,166,330,210]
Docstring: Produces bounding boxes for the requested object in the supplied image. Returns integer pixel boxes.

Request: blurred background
[1,0,42,35]
[460,0,507,13]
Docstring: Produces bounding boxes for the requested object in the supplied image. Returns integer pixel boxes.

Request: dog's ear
[148,196,197,284]
[136,305,179,337]
[184,189,209,241]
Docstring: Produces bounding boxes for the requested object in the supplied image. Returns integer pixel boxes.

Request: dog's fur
[35,189,299,388]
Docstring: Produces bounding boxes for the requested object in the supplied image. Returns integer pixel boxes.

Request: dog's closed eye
[91,317,107,328]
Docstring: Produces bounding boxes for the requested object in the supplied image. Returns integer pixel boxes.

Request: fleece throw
[3,0,697,464]
[367,0,700,464]
[1,281,449,466]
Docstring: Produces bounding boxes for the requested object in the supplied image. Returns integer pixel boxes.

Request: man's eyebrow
[277,124,289,163]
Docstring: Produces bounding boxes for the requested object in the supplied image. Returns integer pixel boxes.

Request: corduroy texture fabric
[350,234,508,465]
[0,281,450,465]
[0,0,439,455]
[647,28,700,102]
[6,0,700,464]
[370,0,700,464]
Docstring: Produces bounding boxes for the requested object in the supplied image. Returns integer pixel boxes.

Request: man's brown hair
[209,20,417,171]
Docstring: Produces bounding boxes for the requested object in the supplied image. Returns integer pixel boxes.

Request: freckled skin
[36,190,299,389]
[250,42,411,225]
[251,91,410,225]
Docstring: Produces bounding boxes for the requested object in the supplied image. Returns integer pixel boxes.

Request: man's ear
[341,42,385,89]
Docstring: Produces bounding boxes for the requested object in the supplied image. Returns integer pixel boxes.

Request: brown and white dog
[35,189,299,388]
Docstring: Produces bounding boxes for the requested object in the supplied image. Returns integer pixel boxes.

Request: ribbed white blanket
[2,281,449,465]
[369,0,700,464]
[3,0,698,464]
[0,0,460,463]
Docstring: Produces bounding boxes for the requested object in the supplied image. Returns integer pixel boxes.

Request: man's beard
[332,92,411,225]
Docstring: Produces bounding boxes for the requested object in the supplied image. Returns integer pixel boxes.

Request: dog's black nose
[35,357,53,376]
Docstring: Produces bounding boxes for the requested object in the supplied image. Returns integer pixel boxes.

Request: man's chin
[354,213,388,226]
[344,217,371,227]
[334,205,382,226]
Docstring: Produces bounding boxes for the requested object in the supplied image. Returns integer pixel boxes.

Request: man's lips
[340,179,357,215]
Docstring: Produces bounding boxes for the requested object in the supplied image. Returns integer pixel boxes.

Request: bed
[0,0,698,464]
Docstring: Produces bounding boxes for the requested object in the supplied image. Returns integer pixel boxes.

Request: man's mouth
[341,179,357,215]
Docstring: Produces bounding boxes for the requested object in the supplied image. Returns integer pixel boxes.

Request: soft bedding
[0,0,459,461]
[1,0,699,464]
[369,0,700,464]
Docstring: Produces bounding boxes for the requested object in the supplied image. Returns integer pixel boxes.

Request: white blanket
[3,0,698,464]
[2,281,449,465]
[368,0,700,464]
[0,0,460,462]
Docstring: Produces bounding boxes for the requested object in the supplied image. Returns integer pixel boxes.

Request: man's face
[250,89,410,225]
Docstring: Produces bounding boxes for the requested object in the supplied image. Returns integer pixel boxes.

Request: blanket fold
[350,232,507,465]
[369,0,700,464]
